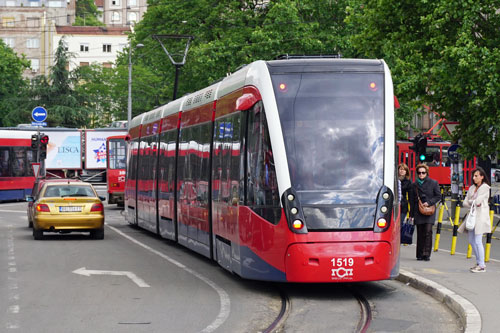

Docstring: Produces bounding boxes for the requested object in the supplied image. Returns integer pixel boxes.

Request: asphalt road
[0,198,462,332]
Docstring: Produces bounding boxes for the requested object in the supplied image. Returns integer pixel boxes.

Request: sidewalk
[397,243,500,333]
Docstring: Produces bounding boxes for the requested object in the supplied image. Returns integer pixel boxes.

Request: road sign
[31,106,47,122]
[443,121,459,136]
[31,121,47,127]
[31,163,41,178]
[448,144,460,162]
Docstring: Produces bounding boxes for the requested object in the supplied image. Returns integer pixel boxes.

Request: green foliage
[347,0,500,158]
[0,40,29,127]
[74,0,103,26]
[134,0,353,101]
[16,39,95,128]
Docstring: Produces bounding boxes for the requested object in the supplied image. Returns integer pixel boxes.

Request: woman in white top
[458,167,491,273]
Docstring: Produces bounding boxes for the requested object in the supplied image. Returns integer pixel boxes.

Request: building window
[111,0,120,6]
[30,59,40,73]
[111,12,121,22]
[48,1,62,7]
[30,1,40,7]
[2,17,15,28]
[6,0,16,7]
[26,38,40,49]
[27,17,40,28]
[80,43,89,52]
[2,37,15,48]
[79,62,90,67]
[128,12,137,24]
[128,0,137,7]
[102,44,111,53]
[102,62,112,68]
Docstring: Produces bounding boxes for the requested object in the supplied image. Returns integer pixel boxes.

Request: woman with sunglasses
[410,164,441,261]
[458,167,491,272]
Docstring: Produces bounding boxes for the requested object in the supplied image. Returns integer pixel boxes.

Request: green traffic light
[419,154,426,161]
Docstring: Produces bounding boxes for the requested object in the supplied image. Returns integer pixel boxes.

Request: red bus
[106,135,127,206]
[0,130,37,201]
[397,140,476,192]
[125,58,399,282]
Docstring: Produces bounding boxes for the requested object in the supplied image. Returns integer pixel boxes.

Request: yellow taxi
[28,181,106,240]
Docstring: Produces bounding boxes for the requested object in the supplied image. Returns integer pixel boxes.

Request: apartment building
[96,0,146,27]
[55,25,129,71]
[0,0,75,77]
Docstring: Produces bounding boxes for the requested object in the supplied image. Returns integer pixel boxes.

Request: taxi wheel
[33,228,43,240]
[90,228,104,240]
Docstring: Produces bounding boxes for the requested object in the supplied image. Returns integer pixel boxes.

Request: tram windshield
[271,72,385,206]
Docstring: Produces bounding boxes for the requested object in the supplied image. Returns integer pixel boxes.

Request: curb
[396,269,481,333]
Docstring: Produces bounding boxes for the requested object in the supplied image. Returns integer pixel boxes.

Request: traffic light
[31,134,39,149]
[39,134,49,159]
[416,135,427,162]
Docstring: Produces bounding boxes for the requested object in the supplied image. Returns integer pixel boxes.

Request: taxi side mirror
[25,196,34,202]
[99,196,106,202]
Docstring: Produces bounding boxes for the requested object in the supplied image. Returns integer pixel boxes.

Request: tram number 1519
[331,257,355,279]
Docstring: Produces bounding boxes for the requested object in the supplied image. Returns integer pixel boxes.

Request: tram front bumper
[285,241,394,282]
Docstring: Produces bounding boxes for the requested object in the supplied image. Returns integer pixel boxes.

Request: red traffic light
[40,135,49,145]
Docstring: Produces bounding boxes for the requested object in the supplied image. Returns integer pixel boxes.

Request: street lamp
[127,42,144,130]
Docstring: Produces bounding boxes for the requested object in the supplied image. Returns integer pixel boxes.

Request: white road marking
[0,210,25,213]
[107,224,231,333]
[5,225,20,330]
[72,267,150,288]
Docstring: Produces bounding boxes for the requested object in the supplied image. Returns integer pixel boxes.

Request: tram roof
[266,58,385,73]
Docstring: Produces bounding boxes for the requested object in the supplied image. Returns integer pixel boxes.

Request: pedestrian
[410,163,441,261]
[458,167,491,273]
[398,163,412,224]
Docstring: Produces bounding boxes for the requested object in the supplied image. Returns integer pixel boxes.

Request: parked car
[26,178,83,228]
[26,181,105,240]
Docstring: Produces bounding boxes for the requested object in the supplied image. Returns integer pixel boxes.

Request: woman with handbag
[458,167,491,273]
[410,164,441,261]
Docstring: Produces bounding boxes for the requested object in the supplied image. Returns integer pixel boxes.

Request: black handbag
[401,218,415,244]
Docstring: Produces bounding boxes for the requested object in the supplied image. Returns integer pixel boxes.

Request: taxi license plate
[59,206,82,212]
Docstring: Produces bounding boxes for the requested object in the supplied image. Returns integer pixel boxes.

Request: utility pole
[152,34,194,101]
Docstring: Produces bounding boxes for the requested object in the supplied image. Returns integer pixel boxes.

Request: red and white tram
[0,130,36,201]
[125,58,399,282]
[106,135,127,206]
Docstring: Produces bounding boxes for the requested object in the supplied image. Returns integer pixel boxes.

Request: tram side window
[246,102,281,224]
[0,147,34,177]
[126,139,139,181]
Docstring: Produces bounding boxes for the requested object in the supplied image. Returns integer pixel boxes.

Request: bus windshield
[108,138,127,170]
[271,72,385,205]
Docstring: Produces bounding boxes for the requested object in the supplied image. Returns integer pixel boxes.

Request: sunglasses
[417,171,427,175]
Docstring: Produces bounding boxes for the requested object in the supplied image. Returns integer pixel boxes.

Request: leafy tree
[133,0,353,103]
[347,0,500,158]
[0,40,29,127]
[16,39,95,128]
[74,0,103,26]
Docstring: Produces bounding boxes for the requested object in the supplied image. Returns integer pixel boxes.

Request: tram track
[263,284,373,333]
[349,286,373,333]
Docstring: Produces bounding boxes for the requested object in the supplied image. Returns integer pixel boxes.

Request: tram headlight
[290,207,298,215]
[377,218,387,228]
[287,194,295,201]
[382,192,390,200]
[292,219,304,230]
[380,206,388,214]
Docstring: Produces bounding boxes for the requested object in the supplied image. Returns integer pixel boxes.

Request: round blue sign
[32,106,47,122]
